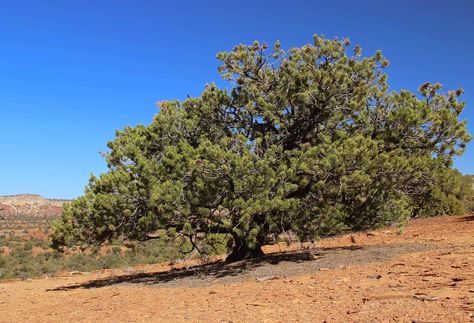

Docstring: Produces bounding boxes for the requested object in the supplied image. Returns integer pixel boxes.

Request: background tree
[413,169,474,217]
[52,35,471,262]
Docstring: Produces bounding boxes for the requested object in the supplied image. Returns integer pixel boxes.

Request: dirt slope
[1,215,473,322]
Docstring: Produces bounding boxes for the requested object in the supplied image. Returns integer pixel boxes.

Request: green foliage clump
[465,176,474,212]
[414,171,473,217]
[51,35,471,262]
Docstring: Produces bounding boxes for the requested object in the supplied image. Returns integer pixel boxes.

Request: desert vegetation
[0,216,227,280]
[50,35,472,263]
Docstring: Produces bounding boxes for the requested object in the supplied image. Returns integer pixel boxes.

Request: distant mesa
[0,194,68,218]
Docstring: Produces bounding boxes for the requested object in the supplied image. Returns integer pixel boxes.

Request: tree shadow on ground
[457,214,474,222]
[48,243,440,292]
[47,245,364,291]
[48,242,440,292]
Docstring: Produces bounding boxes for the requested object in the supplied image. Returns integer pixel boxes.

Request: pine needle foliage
[52,36,471,261]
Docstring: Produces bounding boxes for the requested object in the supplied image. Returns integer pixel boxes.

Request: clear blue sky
[1,0,473,199]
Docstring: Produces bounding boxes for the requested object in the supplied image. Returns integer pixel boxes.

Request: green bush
[414,170,474,217]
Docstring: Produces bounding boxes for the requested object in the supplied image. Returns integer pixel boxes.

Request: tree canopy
[52,35,471,262]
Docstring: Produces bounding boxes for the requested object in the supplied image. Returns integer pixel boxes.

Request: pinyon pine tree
[52,35,471,262]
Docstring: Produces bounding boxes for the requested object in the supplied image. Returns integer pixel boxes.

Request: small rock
[209,291,218,295]
[255,275,280,282]
[123,267,135,273]
[366,292,411,301]
[70,271,84,275]
[413,294,438,301]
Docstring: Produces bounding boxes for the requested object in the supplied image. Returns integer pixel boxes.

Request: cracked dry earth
[1,215,473,322]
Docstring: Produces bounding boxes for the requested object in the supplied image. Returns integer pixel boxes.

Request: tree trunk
[225,236,264,263]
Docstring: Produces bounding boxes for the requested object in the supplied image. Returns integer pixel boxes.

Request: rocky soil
[0,214,473,322]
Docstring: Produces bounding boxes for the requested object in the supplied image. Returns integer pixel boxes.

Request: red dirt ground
[1,215,473,322]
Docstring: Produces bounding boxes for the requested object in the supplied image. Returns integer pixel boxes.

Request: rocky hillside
[0,194,67,218]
